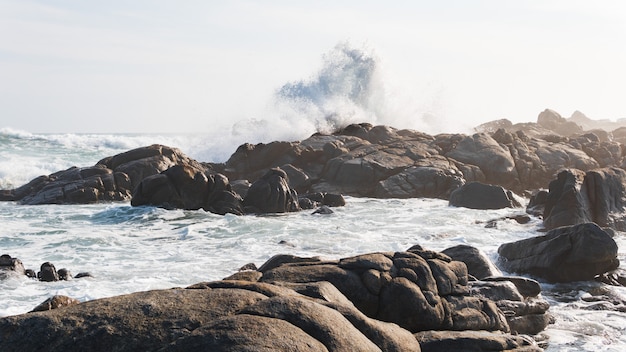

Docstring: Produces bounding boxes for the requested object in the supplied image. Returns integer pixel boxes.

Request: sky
[1,0,626,134]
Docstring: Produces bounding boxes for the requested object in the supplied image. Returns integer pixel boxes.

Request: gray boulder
[449,182,522,210]
[498,223,619,282]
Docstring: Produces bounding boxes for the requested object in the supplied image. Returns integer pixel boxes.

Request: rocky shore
[2,108,626,350]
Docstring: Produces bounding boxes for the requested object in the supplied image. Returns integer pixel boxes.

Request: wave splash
[228,42,400,145]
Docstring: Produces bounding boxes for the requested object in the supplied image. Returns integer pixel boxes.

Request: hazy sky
[1,0,625,134]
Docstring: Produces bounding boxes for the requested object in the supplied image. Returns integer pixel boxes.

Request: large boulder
[445,133,519,189]
[449,182,522,210]
[539,168,626,230]
[0,281,421,352]
[242,168,301,214]
[498,223,619,282]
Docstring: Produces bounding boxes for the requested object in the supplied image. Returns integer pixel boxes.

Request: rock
[131,165,244,215]
[498,223,619,282]
[449,182,522,210]
[58,268,72,280]
[260,249,513,334]
[442,245,502,280]
[312,205,334,215]
[31,295,80,312]
[482,276,542,298]
[415,330,542,352]
[445,133,519,189]
[75,272,94,279]
[0,281,421,352]
[5,109,626,207]
[1,144,204,205]
[37,262,59,282]
[540,168,626,230]
[242,168,301,214]
[0,254,26,276]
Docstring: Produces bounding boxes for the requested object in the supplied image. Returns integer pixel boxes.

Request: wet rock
[415,330,542,352]
[449,182,522,210]
[442,245,502,280]
[131,165,244,215]
[0,254,25,276]
[37,262,59,282]
[242,168,300,214]
[312,205,334,215]
[498,222,619,282]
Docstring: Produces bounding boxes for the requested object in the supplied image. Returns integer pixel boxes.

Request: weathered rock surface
[258,248,512,333]
[498,223,619,282]
[0,281,421,352]
[529,168,626,230]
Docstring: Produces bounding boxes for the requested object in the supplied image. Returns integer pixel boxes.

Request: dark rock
[242,168,300,214]
[1,144,204,205]
[415,330,542,352]
[75,272,94,279]
[131,165,244,215]
[449,182,522,210]
[312,205,334,215]
[0,254,25,276]
[482,276,542,298]
[258,254,323,273]
[37,262,59,282]
[498,222,619,282]
[58,268,72,280]
[442,245,502,280]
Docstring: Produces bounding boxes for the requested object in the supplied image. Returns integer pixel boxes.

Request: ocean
[1,128,626,351]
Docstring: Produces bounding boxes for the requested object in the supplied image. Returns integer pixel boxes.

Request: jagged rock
[498,223,619,282]
[449,182,522,210]
[540,168,626,230]
[260,249,511,333]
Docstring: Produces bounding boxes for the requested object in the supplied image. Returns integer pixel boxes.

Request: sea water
[1,129,626,352]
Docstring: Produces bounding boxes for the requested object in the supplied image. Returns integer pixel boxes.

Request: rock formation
[448,182,522,210]
[498,223,619,282]
[0,246,548,351]
[528,168,626,231]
